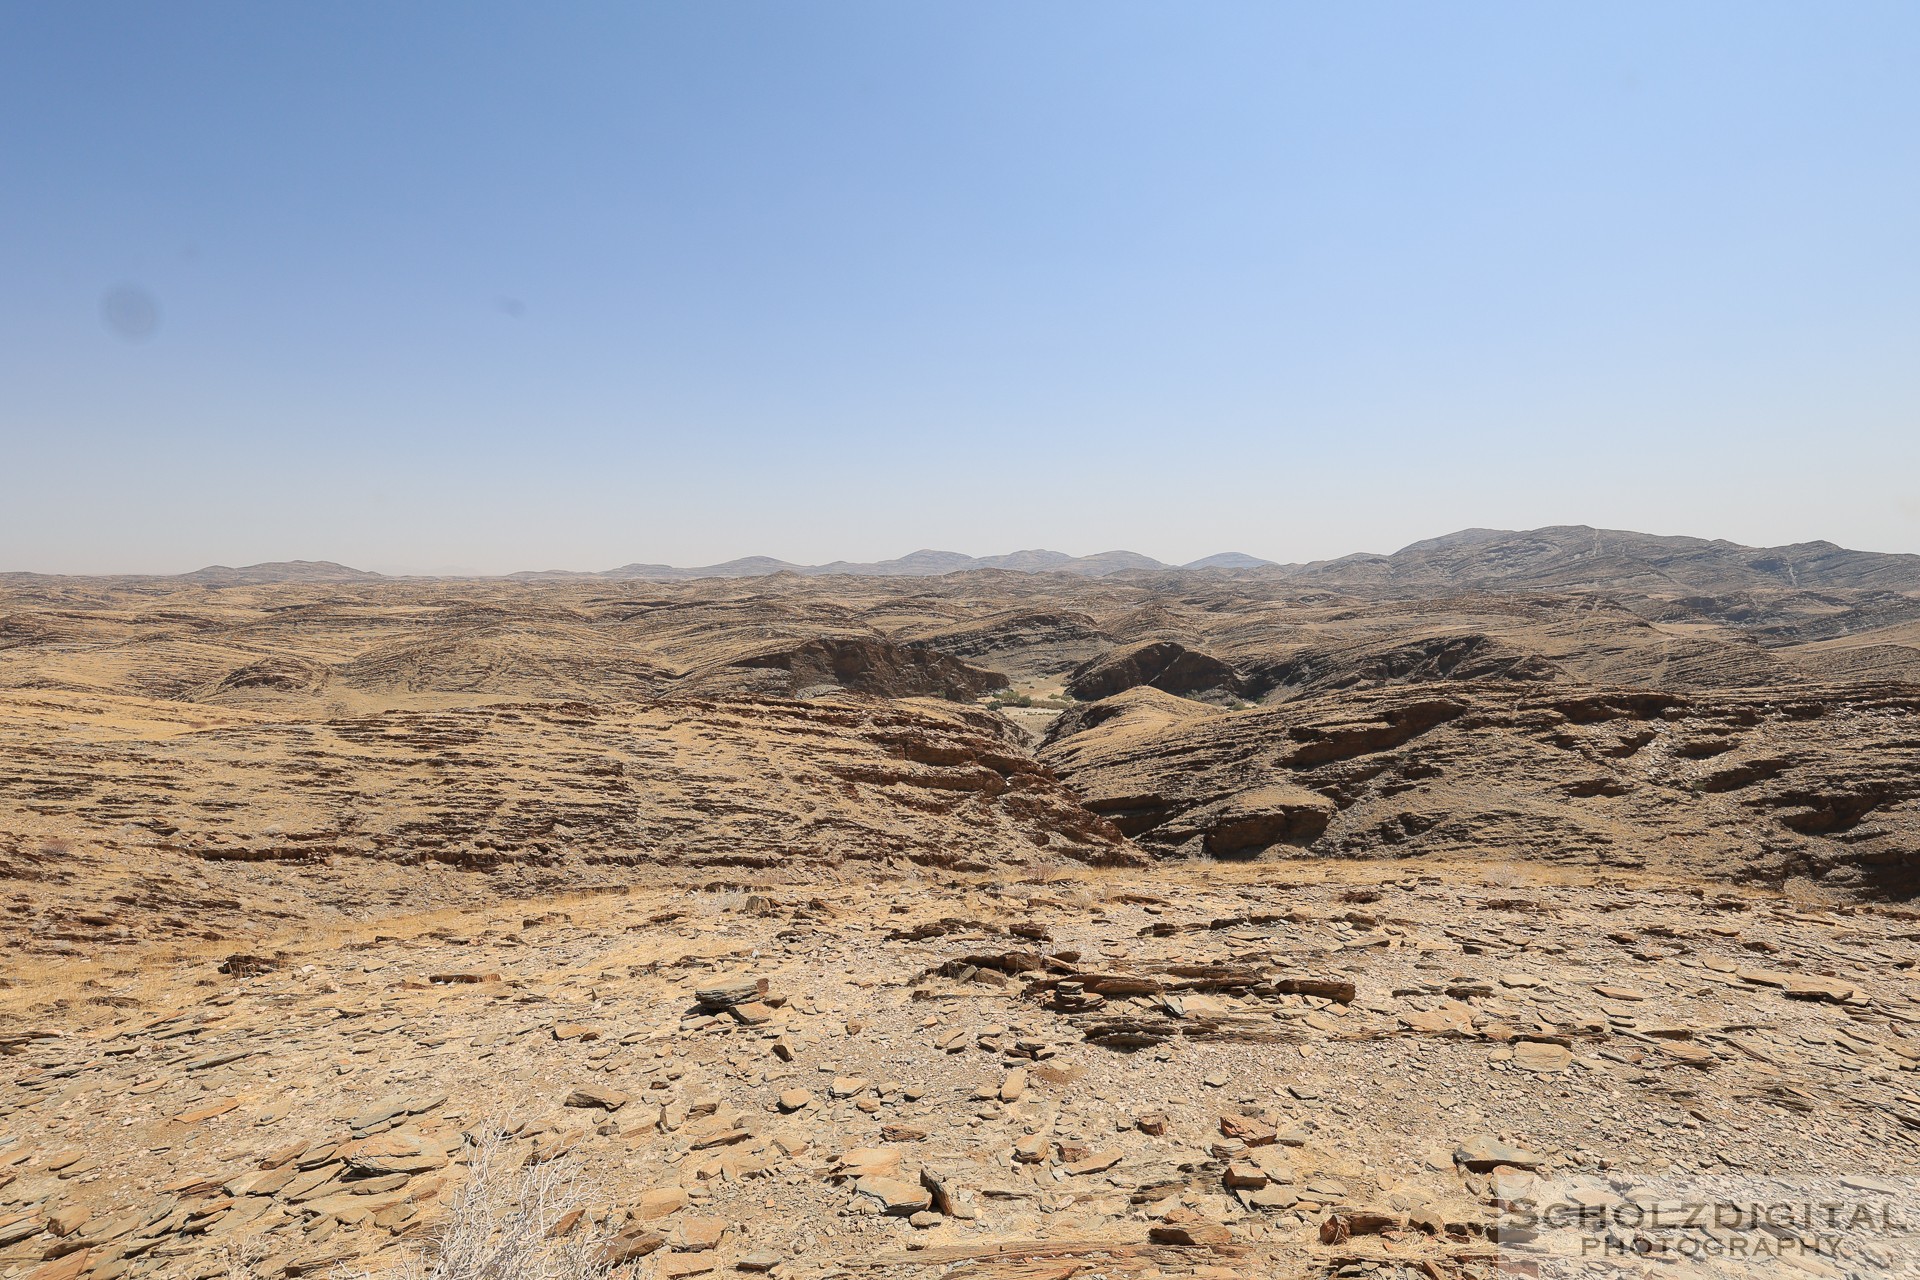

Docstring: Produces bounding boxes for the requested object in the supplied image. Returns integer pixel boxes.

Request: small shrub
[226,1129,611,1280]
[384,1130,612,1280]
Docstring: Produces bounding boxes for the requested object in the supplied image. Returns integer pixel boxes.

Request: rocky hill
[2,549,1918,1280]
[1275,526,1920,594]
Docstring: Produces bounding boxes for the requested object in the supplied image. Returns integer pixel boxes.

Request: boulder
[1454,1136,1542,1171]
[564,1086,629,1111]
[694,975,767,1010]
[856,1175,932,1216]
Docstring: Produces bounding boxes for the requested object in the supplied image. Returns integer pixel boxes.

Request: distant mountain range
[513,548,1258,581]
[173,560,388,587]
[23,527,1920,593]
[1279,526,1920,595]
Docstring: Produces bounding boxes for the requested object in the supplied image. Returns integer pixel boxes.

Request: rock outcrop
[907,611,1111,680]
[1066,641,1242,702]
[729,637,1009,700]
[1241,633,1563,699]
[1042,681,1920,894]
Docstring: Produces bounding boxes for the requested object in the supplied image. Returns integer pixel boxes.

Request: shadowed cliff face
[907,610,1111,680]
[1238,633,1565,699]
[727,636,1009,700]
[1066,641,1243,703]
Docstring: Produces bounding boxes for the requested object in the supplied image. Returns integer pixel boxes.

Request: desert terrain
[3,526,1919,1280]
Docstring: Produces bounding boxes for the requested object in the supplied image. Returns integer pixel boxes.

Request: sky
[3,2,1918,575]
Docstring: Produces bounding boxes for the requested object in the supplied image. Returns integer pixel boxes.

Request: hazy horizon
[6,520,1918,581]
[5,3,1918,574]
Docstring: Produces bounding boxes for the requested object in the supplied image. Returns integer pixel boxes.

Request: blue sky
[3,2,1917,573]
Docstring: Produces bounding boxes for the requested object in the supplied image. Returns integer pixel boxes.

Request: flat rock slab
[1512,1041,1574,1073]
[1455,1136,1543,1170]
[857,1174,933,1215]
[564,1085,629,1110]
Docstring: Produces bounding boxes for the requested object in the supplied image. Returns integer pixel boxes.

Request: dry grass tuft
[226,1129,611,1280]
[394,1129,611,1280]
